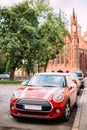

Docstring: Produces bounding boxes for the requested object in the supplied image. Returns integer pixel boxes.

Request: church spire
[72,8,75,19]
[70,8,78,37]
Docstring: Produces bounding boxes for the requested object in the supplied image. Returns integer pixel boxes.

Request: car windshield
[27,74,65,87]
[70,73,77,79]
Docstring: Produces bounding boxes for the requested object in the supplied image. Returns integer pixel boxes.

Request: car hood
[19,86,64,100]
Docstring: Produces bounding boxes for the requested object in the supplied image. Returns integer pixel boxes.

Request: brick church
[46,9,87,76]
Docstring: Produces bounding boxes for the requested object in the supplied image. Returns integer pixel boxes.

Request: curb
[71,88,85,130]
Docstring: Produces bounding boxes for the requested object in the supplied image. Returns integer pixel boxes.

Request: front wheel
[62,101,71,121]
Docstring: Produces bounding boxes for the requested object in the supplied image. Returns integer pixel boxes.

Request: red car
[10,72,78,121]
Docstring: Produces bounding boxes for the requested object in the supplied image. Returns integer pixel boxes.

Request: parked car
[69,72,81,95]
[10,72,78,121]
[71,71,84,88]
[0,74,10,80]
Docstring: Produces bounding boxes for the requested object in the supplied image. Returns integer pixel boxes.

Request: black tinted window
[75,72,82,77]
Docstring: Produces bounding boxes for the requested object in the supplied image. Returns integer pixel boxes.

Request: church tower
[70,8,79,71]
[70,8,78,38]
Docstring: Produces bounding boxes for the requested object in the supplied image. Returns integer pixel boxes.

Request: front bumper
[10,98,65,119]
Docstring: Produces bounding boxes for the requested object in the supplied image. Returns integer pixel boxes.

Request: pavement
[72,80,87,130]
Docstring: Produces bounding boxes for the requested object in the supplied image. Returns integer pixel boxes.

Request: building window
[66,56,69,65]
[61,55,64,64]
[57,55,60,64]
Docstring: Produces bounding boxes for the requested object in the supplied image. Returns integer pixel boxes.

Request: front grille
[18,111,49,116]
[15,99,52,112]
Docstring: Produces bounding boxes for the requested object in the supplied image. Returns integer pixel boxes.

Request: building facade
[46,9,87,76]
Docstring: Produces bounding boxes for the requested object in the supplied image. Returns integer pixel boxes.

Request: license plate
[24,105,42,110]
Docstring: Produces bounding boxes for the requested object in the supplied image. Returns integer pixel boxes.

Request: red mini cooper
[10,72,78,121]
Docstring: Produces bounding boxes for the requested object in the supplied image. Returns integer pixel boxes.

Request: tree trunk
[10,68,15,80]
[44,59,49,72]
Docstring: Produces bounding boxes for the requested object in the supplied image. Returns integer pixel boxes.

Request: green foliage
[38,10,69,70]
[0,1,39,77]
[0,79,22,84]
[39,11,69,49]
[0,53,7,73]
[0,0,69,77]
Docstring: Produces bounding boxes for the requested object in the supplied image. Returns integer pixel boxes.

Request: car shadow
[14,107,77,126]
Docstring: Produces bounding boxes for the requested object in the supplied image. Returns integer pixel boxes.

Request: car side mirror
[70,83,77,88]
[21,81,27,86]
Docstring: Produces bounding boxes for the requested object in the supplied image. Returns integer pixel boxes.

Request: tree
[0,0,69,78]
[37,10,69,71]
[0,53,7,74]
[0,0,47,79]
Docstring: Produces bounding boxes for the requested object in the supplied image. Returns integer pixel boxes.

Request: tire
[62,101,71,121]
[74,96,78,109]
[77,87,81,95]
[81,85,84,89]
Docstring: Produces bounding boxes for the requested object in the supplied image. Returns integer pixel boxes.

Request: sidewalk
[72,85,87,130]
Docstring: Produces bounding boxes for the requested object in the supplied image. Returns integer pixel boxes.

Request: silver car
[70,72,81,95]
[0,74,10,79]
[71,71,84,88]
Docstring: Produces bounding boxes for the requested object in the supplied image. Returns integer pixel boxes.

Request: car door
[66,75,77,106]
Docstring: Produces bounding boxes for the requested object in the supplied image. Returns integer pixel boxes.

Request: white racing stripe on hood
[20,87,29,98]
[43,88,58,99]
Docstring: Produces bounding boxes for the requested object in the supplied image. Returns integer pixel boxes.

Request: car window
[66,75,73,87]
[75,72,82,77]
[70,73,78,80]
[27,75,66,87]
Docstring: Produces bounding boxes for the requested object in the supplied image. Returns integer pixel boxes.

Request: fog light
[12,106,15,110]
[55,109,60,113]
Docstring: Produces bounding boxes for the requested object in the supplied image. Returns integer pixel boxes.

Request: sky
[50,0,87,35]
[0,0,87,35]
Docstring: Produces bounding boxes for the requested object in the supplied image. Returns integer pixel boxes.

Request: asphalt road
[0,83,82,130]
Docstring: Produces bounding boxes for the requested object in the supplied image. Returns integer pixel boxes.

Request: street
[0,83,83,130]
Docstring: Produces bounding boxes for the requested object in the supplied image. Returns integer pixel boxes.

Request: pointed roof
[72,8,75,19]
[70,8,77,24]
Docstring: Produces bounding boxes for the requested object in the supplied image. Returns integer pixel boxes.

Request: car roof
[69,72,77,76]
[71,71,83,73]
[34,72,70,76]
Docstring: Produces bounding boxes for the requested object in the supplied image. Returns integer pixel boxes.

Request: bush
[0,79,22,84]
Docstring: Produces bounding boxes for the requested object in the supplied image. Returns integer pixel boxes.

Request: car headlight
[53,92,64,102]
[11,89,22,99]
